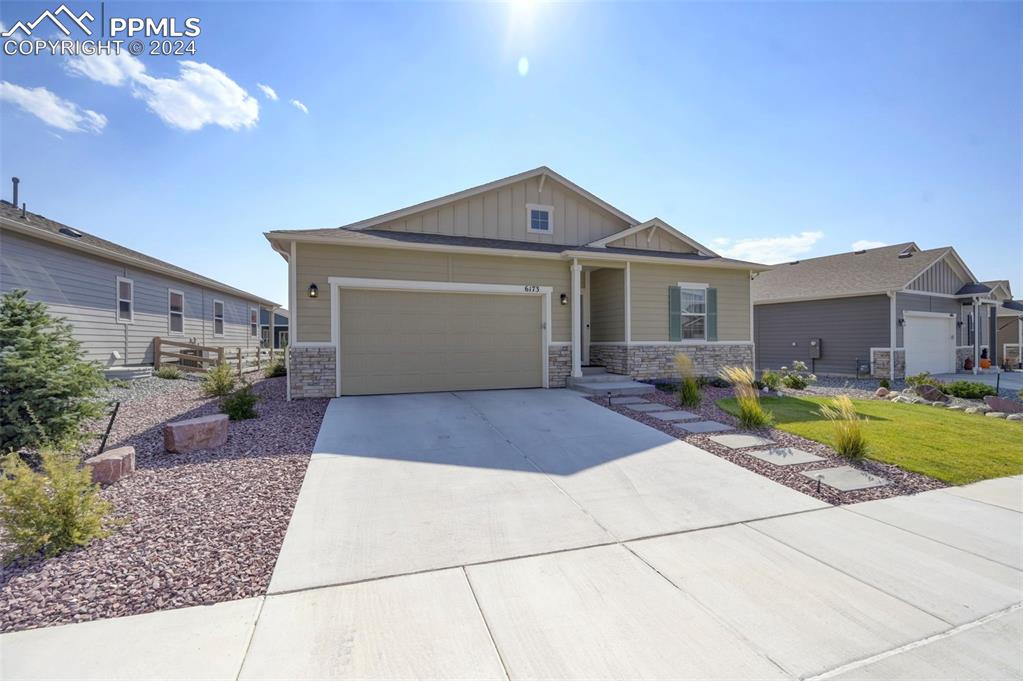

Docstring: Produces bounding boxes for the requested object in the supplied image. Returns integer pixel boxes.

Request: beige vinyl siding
[605,229,695,254]
[907,257,966,295]
[294,243,572,343]
[1,229,264,365]
[630,263,751,342]
[373,176,630,246]
[590,268,625,342]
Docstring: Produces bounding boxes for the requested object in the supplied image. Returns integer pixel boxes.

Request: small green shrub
[202,363,236,397]
[942,381,997,400]
[221,385,259,420]
[0,290,106,452]
[719,366,773,428]
[780,361,817,390]
[264,359,287,378]
[878,377,890,389]
[155,366,183,380]
[906,371,944,389]
[761,370,782,391]
[699,376,730,388]
[819,395,868,459]
[673,353,701,408]
[0,449,112,562]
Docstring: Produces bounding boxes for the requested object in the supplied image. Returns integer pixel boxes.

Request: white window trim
[526,203,555,234]
[115,276,134,324]
[213,299,225,337]
[676,282,709,341]
[167,288,185,336]
[249,306,259,338]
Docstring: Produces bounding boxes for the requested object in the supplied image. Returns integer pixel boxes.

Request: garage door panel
[340,289,543,395]
[905,314,955,376]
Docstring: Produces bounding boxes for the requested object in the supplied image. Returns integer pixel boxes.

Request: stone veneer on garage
[589,343,754,380]
[548,345,571,388]
[871,346,987,378]
[288,346,336,399]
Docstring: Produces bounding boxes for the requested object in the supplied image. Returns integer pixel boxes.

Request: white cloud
[0,81,106,133]
[65,53,258,131]
[715,231,824,264]
[290,99,308,114]
[851,239,887,251]
[257,83,278,101]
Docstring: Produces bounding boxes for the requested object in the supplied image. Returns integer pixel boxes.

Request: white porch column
[571,260,583,378]
[624,262,631,344]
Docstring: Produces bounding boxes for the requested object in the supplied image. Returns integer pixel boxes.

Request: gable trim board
[586,218,719,257]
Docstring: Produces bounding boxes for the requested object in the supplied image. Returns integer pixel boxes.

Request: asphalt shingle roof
[751,242,951,303]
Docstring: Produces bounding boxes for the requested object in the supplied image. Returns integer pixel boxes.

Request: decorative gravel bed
[589,386,946,506]
[0,376,329,634]
[802,374,1022,404]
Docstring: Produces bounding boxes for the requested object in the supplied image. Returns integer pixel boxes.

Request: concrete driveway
[3,390,1021,680]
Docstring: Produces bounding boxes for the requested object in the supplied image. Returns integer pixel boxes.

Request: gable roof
[0,201,278,306]
[752,242,960,304]
[342,166,639,232]
[982,280,1012,300]
[586,218,719,256]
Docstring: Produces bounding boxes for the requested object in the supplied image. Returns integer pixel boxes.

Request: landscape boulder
[84,446,135,485]
[1007,414,1023,421]
[983,396,1023,415]
[985,412,1007,419]
[163,414,229,453]
[874,387,890,398]
[914,384,948,403]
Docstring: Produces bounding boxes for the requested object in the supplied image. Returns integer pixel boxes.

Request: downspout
[888,291,896,383]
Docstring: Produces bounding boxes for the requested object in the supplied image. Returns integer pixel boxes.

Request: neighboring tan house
[0,200,278,368]
[260,308,289,348]
[265,166,767,399]
[988,280,1023,369]
[752,242,1013,380]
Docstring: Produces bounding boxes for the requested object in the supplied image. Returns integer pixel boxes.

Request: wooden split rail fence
[155,337,284,377]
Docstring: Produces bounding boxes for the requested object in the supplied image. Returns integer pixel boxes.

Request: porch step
[567,370,656,396]
[572,369,635,383]
[104,365,153,381]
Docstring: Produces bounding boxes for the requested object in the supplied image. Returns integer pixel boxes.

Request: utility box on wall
[808,338,822,359]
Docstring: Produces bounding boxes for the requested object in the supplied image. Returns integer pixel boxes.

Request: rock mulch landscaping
[596,386,946,505]
[0,376,329,634]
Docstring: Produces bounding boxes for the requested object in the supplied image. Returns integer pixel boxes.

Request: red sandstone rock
[84,446,136,485]
[163,414,229,453]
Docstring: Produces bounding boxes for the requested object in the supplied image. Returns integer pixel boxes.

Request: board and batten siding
[1,229,262,365]
[294,243,571,343]
[589,268,624,342]
[906,258,965,296]
[754,295,890,375]
[604,230,695,254]
[629,263,750,342]
[372,176,630,247]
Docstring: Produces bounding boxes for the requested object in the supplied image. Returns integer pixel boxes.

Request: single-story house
[265,166,768,399]
[260,308,289,348]
[752,242,1015,379]
[0,197,278,368]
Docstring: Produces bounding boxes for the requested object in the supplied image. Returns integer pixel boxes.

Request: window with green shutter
[669,284,717,341]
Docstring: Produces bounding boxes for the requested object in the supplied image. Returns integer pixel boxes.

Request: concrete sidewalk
[2,393,1020,680]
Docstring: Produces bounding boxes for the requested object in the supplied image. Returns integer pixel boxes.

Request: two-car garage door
[339,289,543,395]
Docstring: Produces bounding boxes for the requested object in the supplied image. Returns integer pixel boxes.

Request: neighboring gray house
[989,281,1023,369]
[260,308,289,348]
[752,242,1013,380]
[0,200,278,367]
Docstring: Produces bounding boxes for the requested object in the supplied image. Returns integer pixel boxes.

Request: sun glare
[518,56,530,76]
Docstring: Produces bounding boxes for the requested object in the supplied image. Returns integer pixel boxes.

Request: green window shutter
[669,286,681,341]
[706,287,718,341]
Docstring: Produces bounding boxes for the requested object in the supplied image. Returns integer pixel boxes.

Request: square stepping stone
[800,466,889,492]
[610,396,648,405]
[650,410,700,421]
[676,420,735,433]
[708,434,775,449]
[747,447,825,466]
[628,403,672,413]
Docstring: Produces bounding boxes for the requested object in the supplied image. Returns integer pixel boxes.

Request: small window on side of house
[213,300,224,336]
[249,307,258,337]
[116,277,134,323]
[168,289,184,334]
[679,286,707,340]
[526,204,554,234]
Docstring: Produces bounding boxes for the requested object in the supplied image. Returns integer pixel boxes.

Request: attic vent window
[59,227,83,238]
[898,252,913,259]
[526,204,554,234]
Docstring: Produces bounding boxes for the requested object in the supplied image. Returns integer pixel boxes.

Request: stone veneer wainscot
[548,345,571,388]
[289,346,336,399]
[589,343,753,380]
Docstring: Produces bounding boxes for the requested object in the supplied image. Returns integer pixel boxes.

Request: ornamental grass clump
[155,366,183,380]
[719,365,773,428]
[202,363,236,397]
[673,352,701,407]
[819,395,868,459]
[0,448,112,563]
[264,358,287,378]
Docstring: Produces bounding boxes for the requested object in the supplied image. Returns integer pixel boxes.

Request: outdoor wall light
[560,293,568,305]
[308,283,319,298]
[897,318,905,326]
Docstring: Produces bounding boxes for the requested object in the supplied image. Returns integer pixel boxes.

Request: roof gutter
[2,216,279,307]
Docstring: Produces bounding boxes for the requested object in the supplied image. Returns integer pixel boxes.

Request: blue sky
[1,1,1020,306]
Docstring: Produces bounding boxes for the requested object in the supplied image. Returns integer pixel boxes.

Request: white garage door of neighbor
[339,289,543,395]
[904,314,955,376]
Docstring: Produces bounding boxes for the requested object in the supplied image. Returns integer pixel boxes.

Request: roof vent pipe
[11,177,18,209]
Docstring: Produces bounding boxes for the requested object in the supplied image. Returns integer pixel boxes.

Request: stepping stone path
[799,466,889,491]
[610,396,649,405]
[747,447,825,466]
[676,420,735,434]
[628,403,673,413]
[708,434,775,449]
[649,410,700,421]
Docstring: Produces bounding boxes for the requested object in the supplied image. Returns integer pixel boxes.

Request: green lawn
[716,395,1023,485]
